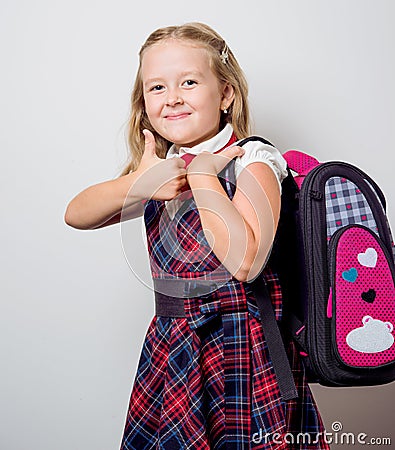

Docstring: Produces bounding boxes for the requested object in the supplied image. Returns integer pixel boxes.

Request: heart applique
[361,289,376,303]
[342,268,358,282]
[358,248,377,268]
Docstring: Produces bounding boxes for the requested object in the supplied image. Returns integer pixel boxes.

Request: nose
[166,87,184,106]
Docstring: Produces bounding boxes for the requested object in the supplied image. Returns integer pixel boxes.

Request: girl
[65,22,330,450]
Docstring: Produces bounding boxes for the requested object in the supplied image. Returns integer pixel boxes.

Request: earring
[223,108,228,114]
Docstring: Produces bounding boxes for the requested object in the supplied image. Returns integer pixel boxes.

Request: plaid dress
[120,137,330,450]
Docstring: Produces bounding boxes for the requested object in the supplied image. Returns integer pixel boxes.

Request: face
[141,39,234,148]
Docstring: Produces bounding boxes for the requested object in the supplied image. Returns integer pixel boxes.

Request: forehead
[141,39,212,79]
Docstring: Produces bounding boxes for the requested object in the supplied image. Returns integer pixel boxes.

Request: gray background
[1,0,394,449]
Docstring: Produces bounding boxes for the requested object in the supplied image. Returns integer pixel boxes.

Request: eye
[150,85,164,92]
[182,79,197,87]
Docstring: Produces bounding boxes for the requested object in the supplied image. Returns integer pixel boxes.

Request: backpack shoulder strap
[249,276,299,400]
[219,135,275,199]
[237,135,275,148]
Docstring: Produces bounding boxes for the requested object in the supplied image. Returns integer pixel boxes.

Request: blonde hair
[119,22,251,176]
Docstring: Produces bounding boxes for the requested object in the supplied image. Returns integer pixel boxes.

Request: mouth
[164,113,191,120]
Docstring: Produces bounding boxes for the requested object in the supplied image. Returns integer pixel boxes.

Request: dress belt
[154,278,217,316]
[154,292,186,317]
[153,277,298,404]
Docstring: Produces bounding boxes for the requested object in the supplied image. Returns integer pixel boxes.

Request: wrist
[187,171,218,190]
[121,170,147,205]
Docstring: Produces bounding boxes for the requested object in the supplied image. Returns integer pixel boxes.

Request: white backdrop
[1,1,394,449]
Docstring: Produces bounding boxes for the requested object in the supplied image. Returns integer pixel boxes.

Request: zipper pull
[327,287,333,318]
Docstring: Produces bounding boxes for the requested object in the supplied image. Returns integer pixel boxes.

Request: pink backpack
[277,149,395,386]
[234,137,395,388]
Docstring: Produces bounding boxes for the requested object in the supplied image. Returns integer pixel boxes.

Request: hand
[133,129,187,201]
[187,145,245,177]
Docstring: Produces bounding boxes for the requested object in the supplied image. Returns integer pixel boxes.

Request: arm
[187,152,280,282]
[64,172,145,230]
[64,130,187,230]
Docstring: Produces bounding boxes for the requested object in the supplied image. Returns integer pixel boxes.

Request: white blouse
[167,124,288,188]
[165,124,288,220]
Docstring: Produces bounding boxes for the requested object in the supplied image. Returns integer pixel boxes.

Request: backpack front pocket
[328,224,395,369]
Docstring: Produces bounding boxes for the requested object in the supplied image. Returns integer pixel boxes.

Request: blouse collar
[166,123,234,158]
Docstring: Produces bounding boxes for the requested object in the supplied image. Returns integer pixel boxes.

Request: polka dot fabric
[283,150,320,189]
[330,226,395,367]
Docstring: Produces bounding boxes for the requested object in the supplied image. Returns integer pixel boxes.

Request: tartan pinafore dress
[120,134,330,450]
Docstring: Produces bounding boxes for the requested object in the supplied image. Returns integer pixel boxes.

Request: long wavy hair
[119,22,251,176]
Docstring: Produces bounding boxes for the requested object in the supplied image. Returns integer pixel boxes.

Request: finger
[177,177,187,189]
[176,157,187,169]
[142,129,157,157]
[220,145,245,159]
[168,157,187,173]
[175,168,187,178]
[177,171,187,183]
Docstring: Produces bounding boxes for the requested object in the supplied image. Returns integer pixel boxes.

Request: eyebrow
[144,71,205,85]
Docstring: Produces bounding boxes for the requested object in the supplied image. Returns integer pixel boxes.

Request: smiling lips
[165,112,190,120]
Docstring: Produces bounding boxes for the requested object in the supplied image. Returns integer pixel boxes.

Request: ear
[221,82,235,110]
[362,315,373,325]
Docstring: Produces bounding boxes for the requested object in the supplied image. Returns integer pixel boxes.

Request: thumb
[142,129,158,159]
[221,145,245,159]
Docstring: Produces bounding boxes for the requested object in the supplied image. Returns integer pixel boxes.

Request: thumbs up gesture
[133,129,187,201]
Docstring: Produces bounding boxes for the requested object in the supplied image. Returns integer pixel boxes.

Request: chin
[164,133,198,148]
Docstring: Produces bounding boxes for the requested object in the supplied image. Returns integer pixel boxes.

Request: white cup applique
[346,316,394,353]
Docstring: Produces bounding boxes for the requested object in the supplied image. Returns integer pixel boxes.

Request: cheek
[193,93,221,116]
[144,95,161,117]
[201,102,222,123]
[206,92,223,116]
